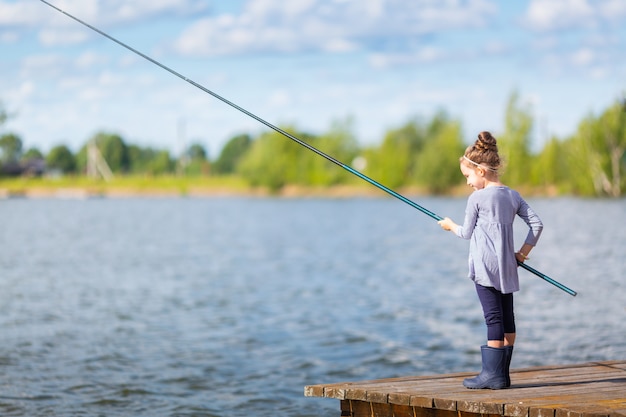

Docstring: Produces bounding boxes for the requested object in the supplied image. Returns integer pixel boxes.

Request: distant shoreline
[0,176,571,199]
[0,184,431,199]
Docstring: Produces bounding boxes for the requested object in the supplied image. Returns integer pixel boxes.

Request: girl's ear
[477,167,486,177]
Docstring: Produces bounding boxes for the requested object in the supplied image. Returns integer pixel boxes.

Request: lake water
[0,196,624,416]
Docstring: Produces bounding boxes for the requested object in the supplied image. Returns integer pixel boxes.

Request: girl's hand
[515,251,529,263]
[438,217,457,232]
[515,244,533,263]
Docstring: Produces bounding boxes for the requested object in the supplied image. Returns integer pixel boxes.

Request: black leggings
[475,283,515,341]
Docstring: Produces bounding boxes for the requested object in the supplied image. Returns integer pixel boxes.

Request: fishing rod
[39,0,577,297]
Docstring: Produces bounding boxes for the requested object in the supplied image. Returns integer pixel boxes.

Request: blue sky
[1,0,625,157]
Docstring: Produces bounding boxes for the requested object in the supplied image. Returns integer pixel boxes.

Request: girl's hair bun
[476,131,498,153]
[461,131,502,173]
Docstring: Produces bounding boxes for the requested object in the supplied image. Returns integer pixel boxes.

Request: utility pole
[87,140,113,181]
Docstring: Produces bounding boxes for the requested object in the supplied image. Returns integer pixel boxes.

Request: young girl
[438,131,543,389]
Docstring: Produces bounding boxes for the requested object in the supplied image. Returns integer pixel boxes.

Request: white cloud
[39,28,90,46]
[75,51,109,70]
[6,81,36,105]
[324,38,358,53]
[267,90,292,108]
[0,0,211,46]
[599,0,626,20]
[483,40,509,55]
[524,0,626,31]
[0,31,19,43]
[368,46,447,69]
[172,0,498,57]
[48,0,208,24]
[571,48,594,66]
[0,2,46,26]
[521,0,626,80]
[524,0,592,31]
[19,54,67,78]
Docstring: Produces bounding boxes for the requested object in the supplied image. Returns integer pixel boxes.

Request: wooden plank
[390,403,415,417]
[414,408,460,417]
[554,404,611,417]
[351,399,372,417]
[501,382,626,412]
[304,384,325,397]
[305,361,626,417]
[305,372,476,399]
[340,399,352,416]
[326,385,349,400]
[371,402,392,417]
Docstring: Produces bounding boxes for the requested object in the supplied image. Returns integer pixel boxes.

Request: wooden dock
[305,360,626,417]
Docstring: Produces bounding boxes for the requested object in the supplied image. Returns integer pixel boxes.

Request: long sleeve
[517,199,543,246]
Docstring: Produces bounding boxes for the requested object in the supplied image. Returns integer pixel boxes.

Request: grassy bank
[0,175,570,199]
[0,175,391,198]
[0,175,256,198]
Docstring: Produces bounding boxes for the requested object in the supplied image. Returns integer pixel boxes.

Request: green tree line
[1,92,624,197]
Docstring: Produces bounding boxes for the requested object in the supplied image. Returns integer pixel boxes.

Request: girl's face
[460,162,485,190]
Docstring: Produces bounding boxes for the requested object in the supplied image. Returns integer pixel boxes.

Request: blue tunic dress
[455,186,543,294]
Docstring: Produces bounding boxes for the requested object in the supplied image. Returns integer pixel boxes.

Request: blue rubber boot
[463,346,507,389]
[504,345,514,387]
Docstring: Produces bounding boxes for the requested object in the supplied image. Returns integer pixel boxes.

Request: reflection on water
[0,197,623,416]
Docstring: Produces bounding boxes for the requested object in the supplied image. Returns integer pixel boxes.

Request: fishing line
[39,0,577,297]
